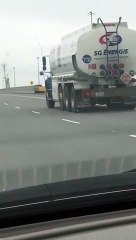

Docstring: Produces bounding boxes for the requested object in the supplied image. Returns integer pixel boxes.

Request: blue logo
[82,55,92,64]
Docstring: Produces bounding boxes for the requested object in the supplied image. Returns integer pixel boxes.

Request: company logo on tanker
[82,55,92,64]
[99,33,122,46]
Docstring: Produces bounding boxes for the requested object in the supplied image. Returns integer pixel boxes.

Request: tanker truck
[44,17,136,112]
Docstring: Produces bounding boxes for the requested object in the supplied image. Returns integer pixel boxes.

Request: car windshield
[0,0,136,194]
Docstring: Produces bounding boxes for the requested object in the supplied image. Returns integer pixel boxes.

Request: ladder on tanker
[97,17,122,72]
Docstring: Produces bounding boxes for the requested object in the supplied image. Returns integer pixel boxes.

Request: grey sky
[0,0,135,87]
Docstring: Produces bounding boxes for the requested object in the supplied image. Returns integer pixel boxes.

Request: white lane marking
[3,103,8,106]
[15,106,21,109]
[32,111,40,115]
[0,94,45,100]
[62,119,80,125]
[112,130,116,133]
[129,135,136,138]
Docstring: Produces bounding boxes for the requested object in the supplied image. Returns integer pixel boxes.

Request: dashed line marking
[15,106,21,109]
[62,119,80,125]
[129,135,136,138]
[32,111,40,115]
[3,103,8,106]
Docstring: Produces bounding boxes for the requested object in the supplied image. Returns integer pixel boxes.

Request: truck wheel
[64,86,71,112]
[46,93,55,108]
[58,87,66,110]
[70,86,77,112]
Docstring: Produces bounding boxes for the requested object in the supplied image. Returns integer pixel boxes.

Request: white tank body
[50,25,91,76]
[50,22,136,79]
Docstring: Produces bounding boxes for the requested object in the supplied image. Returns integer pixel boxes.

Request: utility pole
[2,64,6,88]
[37,57,40,85]
[6,74,10,88]
[13,67,16,87]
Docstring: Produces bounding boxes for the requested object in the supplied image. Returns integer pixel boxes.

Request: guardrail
[0,155,135,192]
[0,86,45,94]
[0,86,35,94]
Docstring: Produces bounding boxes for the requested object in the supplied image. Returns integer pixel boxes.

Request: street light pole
[37,57,40,85]
[13,67,16,87]
[3,64,6,88]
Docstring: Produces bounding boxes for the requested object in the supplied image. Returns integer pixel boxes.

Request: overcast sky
[0,0,136,88]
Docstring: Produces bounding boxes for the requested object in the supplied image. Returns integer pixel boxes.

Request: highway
[0,92,136,191]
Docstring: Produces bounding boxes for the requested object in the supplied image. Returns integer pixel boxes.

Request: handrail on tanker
[116,17,122,66]
[97,18,109,67]
[97,17,107,32]
[116,17,122,32]
[97,17,122,31]
[97,17,122,70]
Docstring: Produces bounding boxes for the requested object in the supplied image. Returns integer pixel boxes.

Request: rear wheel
[58,87,66,110]
[64,86,71,112]
[46,92,55,108]
[70,86,77,112]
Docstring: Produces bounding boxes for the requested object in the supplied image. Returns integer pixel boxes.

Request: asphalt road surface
[0,93,136,191]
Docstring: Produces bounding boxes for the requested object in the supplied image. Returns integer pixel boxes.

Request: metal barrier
[0,155,136,191]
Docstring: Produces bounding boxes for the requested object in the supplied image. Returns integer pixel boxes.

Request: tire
[58,87,66,110]
[70,86,77,112]
[46,92,55,108]
[64,86,71,112]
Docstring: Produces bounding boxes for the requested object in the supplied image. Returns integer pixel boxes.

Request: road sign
[120,72,132,85]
